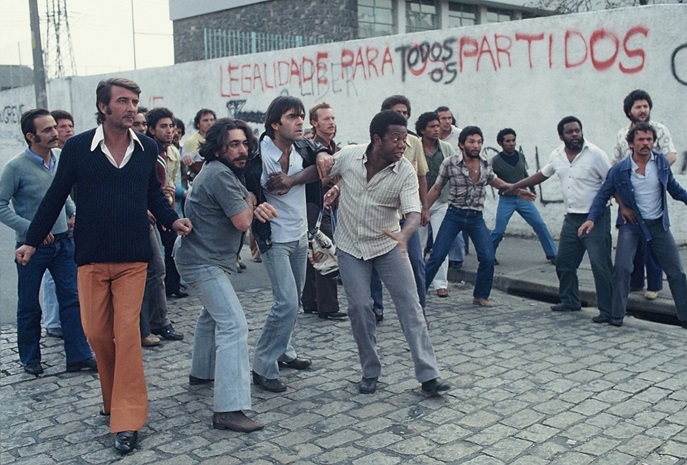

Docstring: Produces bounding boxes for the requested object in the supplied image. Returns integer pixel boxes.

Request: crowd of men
[3,79,685,455]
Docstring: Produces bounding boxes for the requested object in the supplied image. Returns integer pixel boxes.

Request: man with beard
[15,78,193,453]
[502,116,613,322]
[579,123,687,328]
[174,118,274,432]
[614,90,677,301]
[424,126,534,308]
[0,109,95,375]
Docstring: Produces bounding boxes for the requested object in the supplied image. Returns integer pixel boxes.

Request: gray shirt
[173,161,248,273]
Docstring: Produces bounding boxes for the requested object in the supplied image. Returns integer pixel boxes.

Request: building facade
[170,0,547,63]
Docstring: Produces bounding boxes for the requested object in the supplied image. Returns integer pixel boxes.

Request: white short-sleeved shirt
[540,141,611,214]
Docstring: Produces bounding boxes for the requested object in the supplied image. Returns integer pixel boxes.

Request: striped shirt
[436,153,495,211]
[330,143,420,260]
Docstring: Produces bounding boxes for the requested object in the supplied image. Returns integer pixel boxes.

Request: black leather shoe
[609,319,623,327]
[303,308,317,314]
[318,312,348,320]
[46,327,63,338]
[375,312,384,323]
[212,411,264,432]
[151,324,184,341]
[278,358,312,370]
[359,377,378,394]
[592,316,611,324]
[189,375,213,385]
[551,304,581,312]
[66,358,97,372]
[421,378,451,395]
[167,291,189,299]
[252,371,287,392]
[114,431,138,453]
[24,363,43,375]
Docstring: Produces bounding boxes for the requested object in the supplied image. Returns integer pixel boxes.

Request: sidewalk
[449,235,685,323]
[3,254,687,463]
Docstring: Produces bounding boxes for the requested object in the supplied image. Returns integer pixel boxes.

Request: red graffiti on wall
[220,46,394,98]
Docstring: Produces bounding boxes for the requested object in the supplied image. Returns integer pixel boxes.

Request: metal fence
[203,29,333,59]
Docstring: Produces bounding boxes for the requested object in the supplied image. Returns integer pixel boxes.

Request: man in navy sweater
[16,78,192,454]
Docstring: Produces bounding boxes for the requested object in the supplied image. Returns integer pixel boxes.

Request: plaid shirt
[436,153,495,211]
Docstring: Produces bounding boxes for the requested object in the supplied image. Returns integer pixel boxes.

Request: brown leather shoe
[212,411,264,432]
[141,335,161,347]
[473,298,494,308]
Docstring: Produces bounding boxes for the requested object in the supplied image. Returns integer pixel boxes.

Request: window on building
[447,1,477,28]
[485,8,512,23]
[406,0,438,33]
[358,0,397,38]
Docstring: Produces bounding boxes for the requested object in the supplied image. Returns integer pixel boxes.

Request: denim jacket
[587,151,687,241]
[244,134,329,253]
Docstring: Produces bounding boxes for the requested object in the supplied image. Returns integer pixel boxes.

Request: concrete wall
[1,4,687,245]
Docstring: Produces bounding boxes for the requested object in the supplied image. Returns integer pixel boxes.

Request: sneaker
[644,290,659,300]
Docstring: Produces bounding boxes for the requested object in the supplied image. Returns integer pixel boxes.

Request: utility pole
[29,0,48,108]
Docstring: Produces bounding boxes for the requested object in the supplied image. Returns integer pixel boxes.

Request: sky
[0,0,174,77]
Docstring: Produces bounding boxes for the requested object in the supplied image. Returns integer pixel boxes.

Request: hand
[16,244,36,265]
[172,218,193,236]
[498,183,516,195]
[421,207,430,226]
[316,152,334,179]
[266,172,293,195]
[181,155,194,166]
[162,185,175,198]
[516,189,536,201]
[323,186,339,206]
[254,202,278,223]
[382,228,409,258]
[42,232,55,245]
[619,204,638,225]
[147,210,156,225]
[578,220,595,237]
[246,192,258,209]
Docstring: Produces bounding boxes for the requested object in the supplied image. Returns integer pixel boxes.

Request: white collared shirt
[541,141,611,214]
[630,153,662,220]
[90,125,144,168]
[260,136,307,243]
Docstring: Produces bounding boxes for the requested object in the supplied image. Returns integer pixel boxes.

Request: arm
[266,164,320,194]
[490,177,536,201]
[501,171,549,194]
[0,163,31,235]
[229,192,257,232]
[417,174,430,225]
[613,192,637,225]
[382,212,420,255]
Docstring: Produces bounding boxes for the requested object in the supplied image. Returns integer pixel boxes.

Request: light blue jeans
[175,262,251,413]
[253,235,307,379]
[490,195,557,258]
[41,271,61,330]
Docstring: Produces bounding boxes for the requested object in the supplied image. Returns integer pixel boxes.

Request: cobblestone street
[3,283,687,464]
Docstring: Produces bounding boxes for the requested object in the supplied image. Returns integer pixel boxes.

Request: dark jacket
[245,134,329,253]
[587,151,687,241]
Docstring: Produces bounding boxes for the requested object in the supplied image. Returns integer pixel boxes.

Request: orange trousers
[77,262,148,433]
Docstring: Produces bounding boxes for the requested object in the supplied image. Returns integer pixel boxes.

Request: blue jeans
[425,207,494,299]
[176,262,252,412]
[370,222,426,312]
[630,241,663,292]
[253,235,307,379]
[41,271,60,330]
[448,233,465,262]
[16,234,92,365]
[490,195,557,258]
[556,209,613,315]
[613,219,687,322]
[337,247,440,382]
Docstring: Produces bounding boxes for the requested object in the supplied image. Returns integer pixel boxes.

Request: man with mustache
[502,116,613,323]
[579,123,687,327]
[15,78,193,454]
[424,126,534,308]
[614,90,677,302]
[0,109,95,376]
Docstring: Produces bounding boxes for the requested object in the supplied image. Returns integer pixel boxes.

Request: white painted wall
[1,4,687,244]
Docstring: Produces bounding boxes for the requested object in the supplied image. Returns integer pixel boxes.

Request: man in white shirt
[502,116,613,321]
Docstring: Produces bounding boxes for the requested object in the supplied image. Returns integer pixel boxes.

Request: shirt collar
[90,125,144,152]
[630,152,656,171]
[26,147,56,170]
